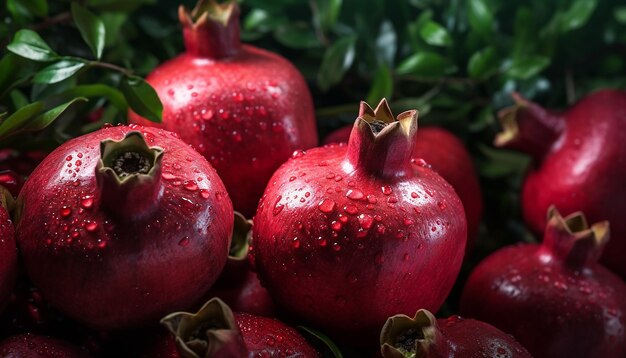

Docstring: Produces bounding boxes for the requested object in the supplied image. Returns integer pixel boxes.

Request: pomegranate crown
[357,99,418,139]
[179,0,237,28]
[161,298,249,358]
[380,309,444,358]
[543,206,609,268]
[97,131,163,185]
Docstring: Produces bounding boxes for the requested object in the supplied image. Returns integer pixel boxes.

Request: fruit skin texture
[495,89,626,277]
[324,125,482,254]
[0,333,89,357]
[253,100,466,344]
[128,1,318,217]
[15,124,233,330]
[460,208,626,358]
[0,202,17,313]
[380,309,531,357]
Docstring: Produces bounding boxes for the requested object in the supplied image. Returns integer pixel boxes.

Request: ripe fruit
[380,309,531,357]
[128,0,318,216]
[0,333,89,357]
[15,125,233,330]
[161,298,319,357]
[201,213,275,317]
[460,207,626,358]
[252,100,466,343]
[0,188,17,313]
[495,90,626,277]
[324,125,483,254]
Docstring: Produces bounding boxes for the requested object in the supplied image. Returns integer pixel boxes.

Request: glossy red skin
[202,259,276,317]
[253,144,466,343]
[520,90,626,277]
[129,45,318,217]
[235,312,319,357]
[0,334,89,357]
[436,316,531,357]
[460,244,626,358]
[324,126,482,254]
[16,125,233,330]
[0,205,17,313]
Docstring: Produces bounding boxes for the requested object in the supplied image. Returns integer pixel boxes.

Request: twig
[89,61,133,77]
[30,12,72,32]
[565,69,576,105]
[308,0,330,47]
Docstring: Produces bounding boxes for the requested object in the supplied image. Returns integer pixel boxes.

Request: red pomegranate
[495,90,626,277]
[0,188,17,313]
[324,125,483,254]
[128,0,318,217]
[15,125,233,330]
[460,207,626,358]
[252,99,467,344]
[0,333,89,357]
[161,298,319,357]
[201,213,275,317]
[380,309,531,357]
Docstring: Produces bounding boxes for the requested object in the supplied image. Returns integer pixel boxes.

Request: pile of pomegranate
[1,0,625,357]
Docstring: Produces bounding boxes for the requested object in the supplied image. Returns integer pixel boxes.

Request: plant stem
[89,61,133,77]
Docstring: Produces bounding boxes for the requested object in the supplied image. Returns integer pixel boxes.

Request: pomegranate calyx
[229,212,252,261]
[96,131,164,220]
[542,206,610,269]
[347,99,419,178]
[380,309,444,358]
[494,92,565,161]
[161,298,249,358]
[179,0,241,59]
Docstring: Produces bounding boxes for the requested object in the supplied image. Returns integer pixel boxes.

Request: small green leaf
[315,0,342,32]
[317,36,357,91]
[120,76,163,123]
[467,47,499,79]
[542,0,598,36]
[396,52,456,76]
[274,22,321,49]
[298,326,343,358]
[367,65,393,104]
[7,29,58,62]
[33,60,86,84]
[7,0,48,18]
[506,56,550,80]
[21,97,88,133]
[616,6,626,24]
[61,84,128,112]
[468,0,494,38]
[420,21,452,46]
[71,3,106,59]
[0,102,44,139]
[9,90,29,109]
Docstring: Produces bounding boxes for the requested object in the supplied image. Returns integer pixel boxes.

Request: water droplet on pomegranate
[346,189,364,200]
[65,155,72,161]
[317,236,327,247]
[318,199,336,213]
[291,237,300,249]
[331,221,342,231]
[411,192,419,198]
[344,205,358,215]
[367,195,377,204]
[84,221,98,232]
[358,214,374,230]
[403,218,413,226]
[60,206,72,217]
[273,196,284,215]
[289,176,296,182]
[80,196,93,209]
[438,201,446,209]
[199,189,210,199]
[183,180,198,191]
[178,237,190,247]
[381,186,392,195]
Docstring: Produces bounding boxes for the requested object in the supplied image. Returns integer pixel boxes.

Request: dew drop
[381,186,392,195]
[331,221,342,231]
[358,214,374,230]
[411,192,419,198]
[318,199,336,213]
[84,221,98,232]
[344,205,358,215]
[346,189,364,200]
[60,206,72,217]
[80,196,94,209]
[273,196,284,215]
[183,180,198,191]
[178,237,190,247]
[200,189,210,199]
[291,237,300,249]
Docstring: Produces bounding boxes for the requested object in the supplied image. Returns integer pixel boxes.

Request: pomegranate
[460,207,626,358]
[0,333,89,357]
[161,298,319,357]
[0,187,17,313]
[128,0,318,217]
[201,213,275,317]
[380,309,531,357]
[15,125,233,330]
[324,125,483,254]
[252,99,467,344]
[495,90,626,277]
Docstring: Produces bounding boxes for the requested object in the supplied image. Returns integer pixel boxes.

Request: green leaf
[506,56,550,80]
[0,102,44,139]
[467,0,494,38]
[120,76,163,123]
[33,60,86,84]
[396,52,456,76]
[9,90,29,109]
[367,65,393,104]
[6,29,58,62]
[315,0,342,32]
[61,84,128,112]
[20,98,88,133]
[467,47,499,79]
[298,326,343,358]
[317,36,356,91]
[420,21,452,46]
[274,22,321,49]
[616,6,626,24]
[542,0,598,36]
[7,0,48,18]
[71,3,106,59]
